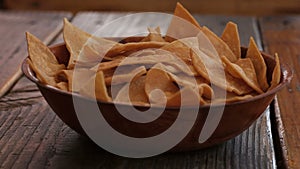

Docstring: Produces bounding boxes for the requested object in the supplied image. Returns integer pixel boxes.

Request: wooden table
[0,11,299,169]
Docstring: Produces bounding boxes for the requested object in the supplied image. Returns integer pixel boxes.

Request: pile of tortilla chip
[26,2,281,107]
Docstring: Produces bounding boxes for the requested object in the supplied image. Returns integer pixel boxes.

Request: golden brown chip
[113,74,148,106]
[145,68,179,104]
[141,27,165,42]
[246,37,269,91]
[191,51,253,95]
[165,3,201,41]
[202,26,237,62]
[221,21,241,60]
[63,18,117,69]
[196,31,220,60]
[106,41,168,57]
[79,71,111,102]
[160,40,198,75]
[211,85,255,103]
[55,82,68,91]
[167,71,214,99]
[129,75,149,105]
[97,50,196,76]
[173,2,201,28]
[55,69,73,91]
[26,32,65,86]
[269,53,281,90]
[113,83,130,104]
[107,66,147,85]
[213,94,254,104]
[221,56,263,94]
[166,86,201,106]
[56,69,95,92]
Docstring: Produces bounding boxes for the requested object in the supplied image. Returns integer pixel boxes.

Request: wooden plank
[0,11,72,97]
[4,0,300,15]
[259,15,300,169]
[0,12,276,168]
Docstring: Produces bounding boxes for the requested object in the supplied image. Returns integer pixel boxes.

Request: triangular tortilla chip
[79,71,111,102]
[173,2,201,28]
[197,31,220,60]
[161,40,198,75]
[63,18,117,69]
[113,75,149,106]
[55,82,68,91]
[192,50,253,95]
[212,85,255,103]
[202,26,237,62]
[107,66,147,85]
[56,69,95,92]
[246,37,269,91]
[129,75,149,105]
[97,49,197,75]
[166,36,253,95]
[166,2,201,41]
[167,71,213,99]
[26,32,65,86]
[166,86,201,106]
[221,21,241,60]
[269,53,281,90]
[106,41,168,57]
[221,56,263,94]
[145,68,179,104]
[141,27,165,42]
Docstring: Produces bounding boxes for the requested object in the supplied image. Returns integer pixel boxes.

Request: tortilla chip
[213,94,254,103]
[269,53,281,90]
[107,66,147,85]
[26,32,65,86]
[191,51,253,95]
[97,50,196,76]
[196,31,220,60]
[106,41,168,57]
[166,86,201,106]
[167,71,213,99]
[212,85,255,103]
[113,75,148,106]
[55,82,68,91]
[127,48,157,57]
[145,68,179,104]
[63,18,117,69]
[221,56,263,94]
[174,2,201,28]
[246,37,269,91]
[221,21,241,60]
[129,75,149,105]
[166,3,201,41]
[141,27,165,42]
[161,40,198,75]
[79,71,111,102]
[56,69,95,92]
[202,26,237,62]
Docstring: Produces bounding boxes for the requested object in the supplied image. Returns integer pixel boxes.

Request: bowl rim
[21,43,293,110]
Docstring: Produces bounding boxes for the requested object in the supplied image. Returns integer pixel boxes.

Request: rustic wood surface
[259,16,300,169]
[0,11,279,169]
[4,0,300,15]
[0,11,72,97]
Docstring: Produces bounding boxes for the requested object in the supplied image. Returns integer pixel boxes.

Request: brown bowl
[22,43,292,152]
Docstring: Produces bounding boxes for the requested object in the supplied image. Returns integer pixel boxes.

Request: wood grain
[0,11,72,97]
[259,15,300,169]
[0,12,277,168]
[4,0,300,15]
